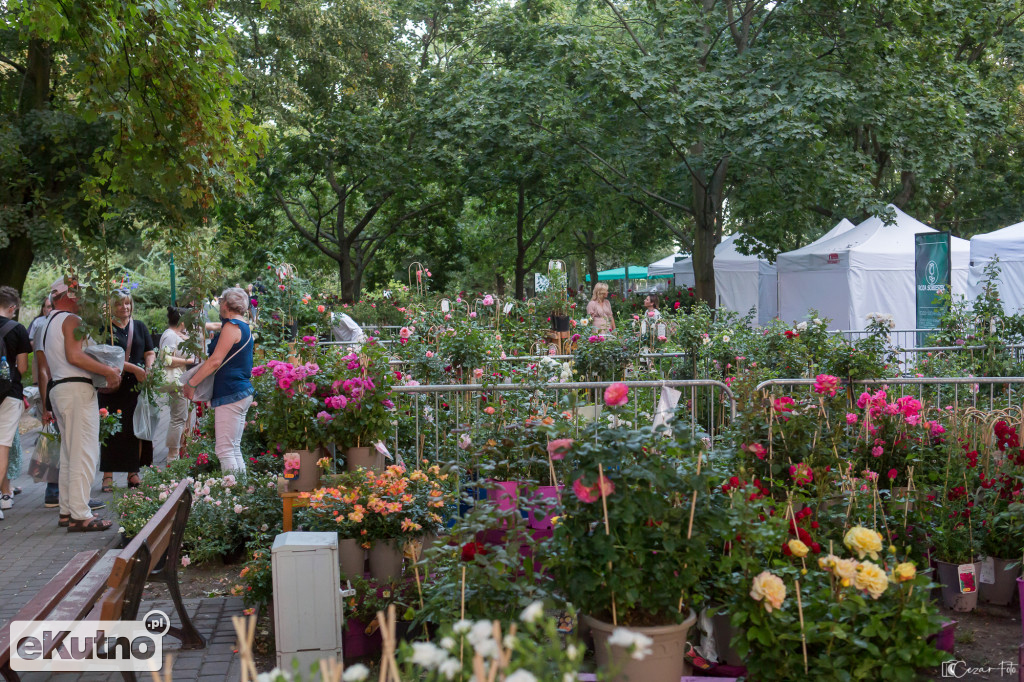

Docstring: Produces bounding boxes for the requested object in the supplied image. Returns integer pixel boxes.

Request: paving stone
[0,425,245,681]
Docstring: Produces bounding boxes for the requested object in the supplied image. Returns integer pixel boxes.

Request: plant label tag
[979,556,996,584]
[441,300,450,313]
[504,302,514,315]
[957,563,977,593]
[374,441,392,460]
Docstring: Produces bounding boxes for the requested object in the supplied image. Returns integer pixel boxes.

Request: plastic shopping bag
[28,425,60,484]
[133,393,159,441]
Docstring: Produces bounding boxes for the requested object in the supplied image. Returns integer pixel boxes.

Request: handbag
[179,331,253,403]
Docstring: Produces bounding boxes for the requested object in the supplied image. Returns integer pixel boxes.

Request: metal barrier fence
[754,376,1024,411]
[387,379,736,463]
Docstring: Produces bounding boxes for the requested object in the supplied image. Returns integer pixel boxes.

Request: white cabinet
[272,532,344,672]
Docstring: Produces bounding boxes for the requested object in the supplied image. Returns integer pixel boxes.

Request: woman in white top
[643,293,662,321]
[586,283,615,334]
[160,307,193,462]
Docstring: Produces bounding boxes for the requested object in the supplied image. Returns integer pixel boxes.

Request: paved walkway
[1,419,246,681]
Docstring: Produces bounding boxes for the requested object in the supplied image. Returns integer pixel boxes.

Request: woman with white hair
[182,287,254,472]
[100,290,155,491]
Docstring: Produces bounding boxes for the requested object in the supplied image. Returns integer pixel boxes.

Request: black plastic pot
[551,315,571,332]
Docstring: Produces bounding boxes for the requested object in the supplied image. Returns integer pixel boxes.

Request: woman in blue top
[182,287,254,472]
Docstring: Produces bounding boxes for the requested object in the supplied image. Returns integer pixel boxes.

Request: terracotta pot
[584,609,698,682]
[338,537,365,579]
[979,557,1021,606]
[346,446,384,473]
[889,486,916,512]
[285,448,323,493]
[368,538,404,581]
[934,560,981,612]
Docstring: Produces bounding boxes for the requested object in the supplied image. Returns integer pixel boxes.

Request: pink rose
[871,446,883,457]
[604,383,629,407]
[484,406,495,415]
[547,438,574,460]
[846,413,858,425]
[573,475,615,503]
[317,304,326,313]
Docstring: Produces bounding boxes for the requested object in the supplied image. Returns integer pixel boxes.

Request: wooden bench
[0,479,204,681]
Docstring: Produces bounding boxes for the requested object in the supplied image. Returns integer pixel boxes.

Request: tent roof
[971,221,1024,262]
[647,253,687,277]
[715,233,776,272]
[585,265,670,282]
[778,206,968,272]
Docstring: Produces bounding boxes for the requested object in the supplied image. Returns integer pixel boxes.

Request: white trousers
[215,395,252,473]
[50,382,99,521]
[165,391,190,459]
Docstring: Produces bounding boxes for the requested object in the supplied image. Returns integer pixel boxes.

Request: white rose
[722,335,730,343]
[519,600,544,624]
[342,664,370,682]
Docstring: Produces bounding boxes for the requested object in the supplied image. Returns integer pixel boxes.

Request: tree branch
[0,54,26,74]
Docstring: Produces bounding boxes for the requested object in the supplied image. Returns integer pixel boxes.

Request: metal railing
[755,376,1024,411]
[387,379,736,464]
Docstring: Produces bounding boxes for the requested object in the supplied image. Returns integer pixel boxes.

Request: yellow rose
[854,561,888,599]
[843,526,883,560]
[787,539,809,558]
[750,570,787,613]
[832,558,859,582]
[892,562,917,583]
[818,554,839,571]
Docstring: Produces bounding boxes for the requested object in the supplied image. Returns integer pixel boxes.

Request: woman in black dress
[100,291,155,490]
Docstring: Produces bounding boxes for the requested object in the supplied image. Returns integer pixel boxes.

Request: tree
[525,0,1024,305]
[0,0,266,292]
[222,0,474,302]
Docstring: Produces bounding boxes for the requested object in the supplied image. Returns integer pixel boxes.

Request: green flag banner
[915,232,951,345]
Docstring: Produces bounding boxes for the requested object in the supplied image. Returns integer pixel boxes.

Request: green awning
[585,266,670,282]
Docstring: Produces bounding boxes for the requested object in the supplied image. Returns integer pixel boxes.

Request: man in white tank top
[42,278,121,531]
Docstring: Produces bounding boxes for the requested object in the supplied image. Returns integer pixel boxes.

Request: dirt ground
[937,603,1021,681]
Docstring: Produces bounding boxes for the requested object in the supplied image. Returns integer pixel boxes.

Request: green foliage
[570,334,631,381]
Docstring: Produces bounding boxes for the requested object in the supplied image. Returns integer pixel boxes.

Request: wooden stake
[231,615,259,682]
[597,462,617,626]
[795,579,809,674]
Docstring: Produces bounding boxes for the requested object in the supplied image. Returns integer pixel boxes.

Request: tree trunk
[514,183,527,300]
[585,230,599,293]
[337,242,357,303]
[0,234,35,294]
[691,156,728,307]
[495,273,505,298]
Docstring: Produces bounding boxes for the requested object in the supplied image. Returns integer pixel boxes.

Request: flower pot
[338,537,366,579]
[487,480,521,512]
[343,617,382,660]
[1018,578,1024,641]
[346,446,384,474]
[930,620,957,654]
[551,315,571,333]
[286,448,323,493]
[368,538,404,581]
[527,485,563,530]
[979,557,1020,606]
[934,560,981,612]
[711,610,743,667]
[889,486,916,512]
[584,609,698,682]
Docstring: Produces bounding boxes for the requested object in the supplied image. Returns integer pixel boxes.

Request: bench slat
[0,550,101,664]
[108,481,188,586]
[47,552,119,621]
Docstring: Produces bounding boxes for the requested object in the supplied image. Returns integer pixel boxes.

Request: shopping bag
[28,425,60,484]
[133,393,159,441]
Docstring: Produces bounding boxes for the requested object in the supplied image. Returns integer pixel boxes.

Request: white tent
[967,222,1024,314]
[671,234,779,325]
[648,253,687,278]
[777,206,970,331]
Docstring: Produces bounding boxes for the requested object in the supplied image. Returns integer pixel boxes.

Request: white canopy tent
[647,253,687,278]
[671,234,779,325]
[777,206,969,331]
[967,222,1024,314]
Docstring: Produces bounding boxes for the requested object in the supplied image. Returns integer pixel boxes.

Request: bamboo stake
[795,579,809,674]
[598,462,617,626]
[232,615,259,682]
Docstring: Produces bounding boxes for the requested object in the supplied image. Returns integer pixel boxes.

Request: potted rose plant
[317,343,396,473]
[551,384,712,682]
[975,420,1024,605]
[250,359,327,492]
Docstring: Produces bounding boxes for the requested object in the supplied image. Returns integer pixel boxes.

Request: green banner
[915,232,951,345]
